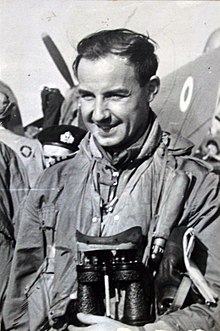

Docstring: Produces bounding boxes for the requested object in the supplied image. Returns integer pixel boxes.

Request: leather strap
[170,275,192,310]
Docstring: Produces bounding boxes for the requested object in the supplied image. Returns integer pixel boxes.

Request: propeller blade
[41,33,74,88]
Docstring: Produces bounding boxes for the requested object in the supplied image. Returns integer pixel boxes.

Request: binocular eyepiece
[75,228,154,326]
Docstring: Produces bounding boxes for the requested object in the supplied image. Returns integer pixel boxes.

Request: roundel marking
[179,76,194,113]
[20,145,32,158]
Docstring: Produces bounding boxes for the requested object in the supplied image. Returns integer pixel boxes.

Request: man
[37,124,86,168]
[41,86,64,128]
[0,92,44,187]
[4,29,220,331]
[0,80,24,135]
[0,142,29,330]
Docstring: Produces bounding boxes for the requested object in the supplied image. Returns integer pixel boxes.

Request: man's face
[0,93,9,112]
[43,144,73,168]
[77,54,152,150]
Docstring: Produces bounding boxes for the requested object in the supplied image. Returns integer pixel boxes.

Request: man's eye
[107,94,127,101]
[80,94,94,101]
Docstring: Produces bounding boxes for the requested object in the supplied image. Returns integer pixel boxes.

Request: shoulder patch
[20,145,32,158]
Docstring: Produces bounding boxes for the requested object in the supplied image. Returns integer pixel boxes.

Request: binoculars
[75,227,153,326]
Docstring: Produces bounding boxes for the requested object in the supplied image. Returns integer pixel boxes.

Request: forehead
[77,54,137,86]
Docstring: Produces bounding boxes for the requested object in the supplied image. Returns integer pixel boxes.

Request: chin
[97,140,116,148]
[95,136,121,148]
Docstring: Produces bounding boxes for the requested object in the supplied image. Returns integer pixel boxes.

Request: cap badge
[60,131,75,144]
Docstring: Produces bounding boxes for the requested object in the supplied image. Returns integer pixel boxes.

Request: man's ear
[146,75,160,103]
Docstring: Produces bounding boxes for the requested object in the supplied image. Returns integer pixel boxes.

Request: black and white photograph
[0,1,220,330]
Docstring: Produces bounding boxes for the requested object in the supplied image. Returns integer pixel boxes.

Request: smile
[96,124,118,133]
[99,126,113,131]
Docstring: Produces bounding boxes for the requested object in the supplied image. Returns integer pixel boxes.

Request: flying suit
[4,113,220,331]
[0,142,29,328]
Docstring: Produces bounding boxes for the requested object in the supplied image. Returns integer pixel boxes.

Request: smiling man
[4,29,220,331]
[77,55,157,150]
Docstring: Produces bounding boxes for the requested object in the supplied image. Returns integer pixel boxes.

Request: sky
[1,0,220,126]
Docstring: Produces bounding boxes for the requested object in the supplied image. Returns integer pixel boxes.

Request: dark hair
[72,28,159,87]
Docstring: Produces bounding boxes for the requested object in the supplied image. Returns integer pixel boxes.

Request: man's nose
[92,98,110,122]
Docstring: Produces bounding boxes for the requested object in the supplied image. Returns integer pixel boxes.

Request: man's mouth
[96,123,118,133]
[98,125,112,131]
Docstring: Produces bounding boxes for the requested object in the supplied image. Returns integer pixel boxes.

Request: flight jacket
[0,142,29,322]
[4,113,220,331]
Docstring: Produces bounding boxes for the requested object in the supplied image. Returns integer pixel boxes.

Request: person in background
[0,80,24,136]
[37,124,86,168]
[41,86,64,128]
[0,92,44,187]
[0,142,29,330]
[59,87,79,126]
[194,100,220,173]
[4,29,220,331]
[59,87,87,130]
